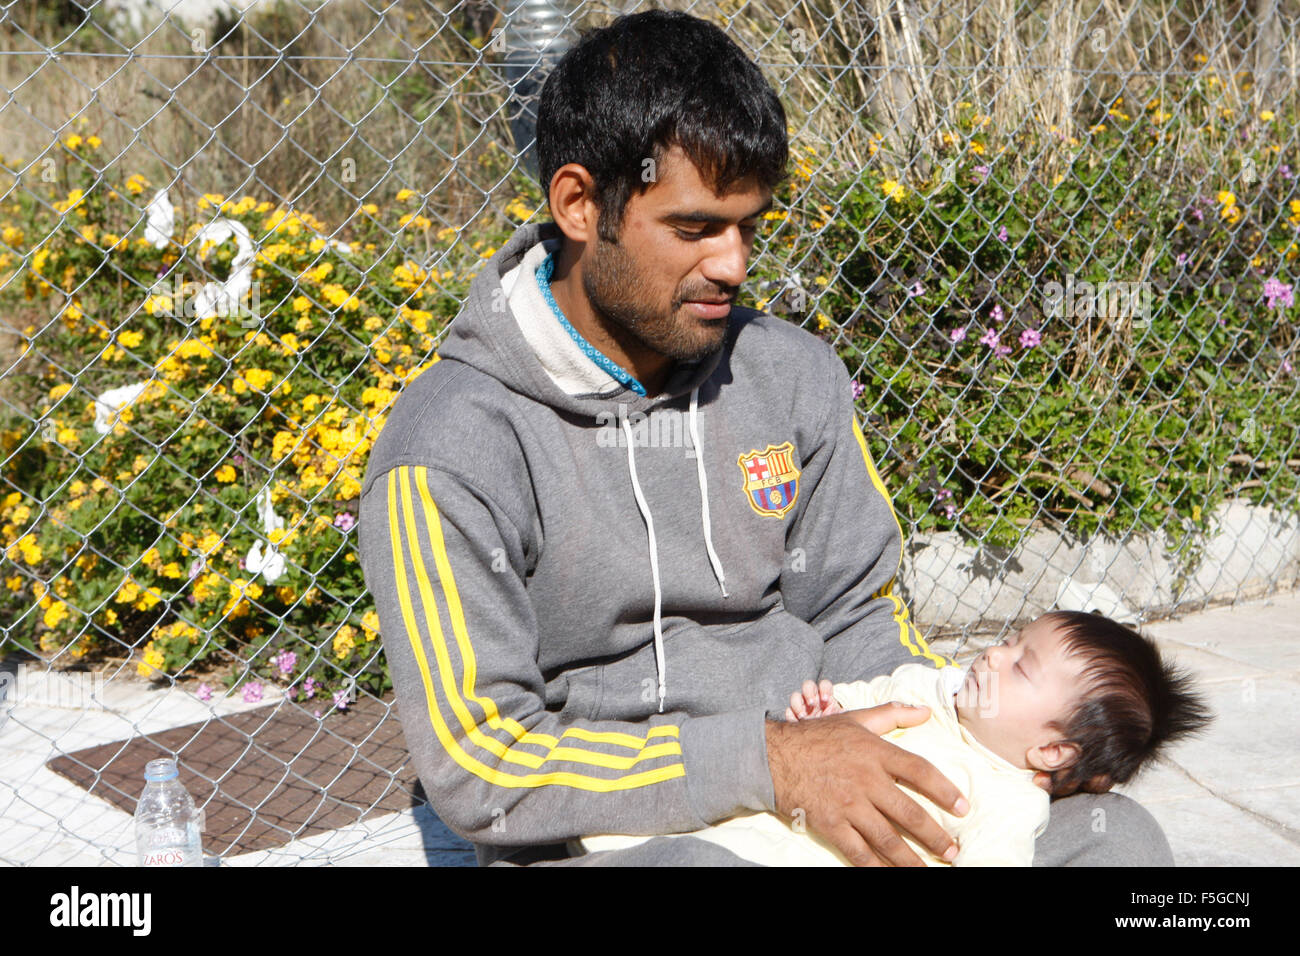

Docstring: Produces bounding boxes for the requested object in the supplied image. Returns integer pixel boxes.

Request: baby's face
[953,616,1086,771]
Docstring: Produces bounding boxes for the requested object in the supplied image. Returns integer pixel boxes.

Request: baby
[579,609,1211,865]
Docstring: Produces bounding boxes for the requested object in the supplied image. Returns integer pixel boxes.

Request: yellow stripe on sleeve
[388,467,685,790]
[851,414,952,668]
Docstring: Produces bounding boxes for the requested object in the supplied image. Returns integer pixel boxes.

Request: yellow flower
[144,295,173,316]
[137,641,166,678]
[361,610,380,642]
[1260,110,1275,122]
[115,577,141,604]
[53,190,86,216]
[119,330,143,348]
[505,198,541,221]
[87,135,102,148]
[395,188,418,202]
[8,533,42,565]
[242,368,275,392]
[968,141,985,155]
[880,179,907,203]
[1217,190,1236,207]
[215,464,237,483]
[64,134,83,150]
[333,626,356,660]
[126,173,149,195]
[43,600,70,628]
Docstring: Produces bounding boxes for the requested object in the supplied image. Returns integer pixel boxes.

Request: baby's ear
[1027,741,1080,774]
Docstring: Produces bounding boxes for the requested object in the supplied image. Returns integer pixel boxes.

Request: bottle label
[141,847,195,866]
[139,825,201,866]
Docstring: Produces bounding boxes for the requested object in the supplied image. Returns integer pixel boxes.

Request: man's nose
[702,226,751,289]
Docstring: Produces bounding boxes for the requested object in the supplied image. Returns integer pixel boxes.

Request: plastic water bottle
[135,757,204,867]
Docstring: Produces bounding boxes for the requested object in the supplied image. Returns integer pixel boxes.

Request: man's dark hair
[536,9,789,243]
[1043,609,1212,796]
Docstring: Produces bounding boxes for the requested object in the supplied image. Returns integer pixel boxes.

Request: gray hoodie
[357,220,951,863]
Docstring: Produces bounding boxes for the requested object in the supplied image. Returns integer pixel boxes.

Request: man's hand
[784,679,842,721]
[765,703,969,867]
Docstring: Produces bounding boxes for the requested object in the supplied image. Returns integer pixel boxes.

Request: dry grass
[2,0,1293,231]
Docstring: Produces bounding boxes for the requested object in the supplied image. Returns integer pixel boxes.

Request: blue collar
[536,251,647,397]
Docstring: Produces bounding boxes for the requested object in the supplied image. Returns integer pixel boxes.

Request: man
[358,9,1173,866]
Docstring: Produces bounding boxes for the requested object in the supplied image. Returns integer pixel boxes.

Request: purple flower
[950,326,967,343]
[943,504,957,519]
[333,690,350,711]
[242,681,263,703]
[908,280,925,297]
[1283,359,1294,374]
[303,676,318,700]
[188,594,197,605]
[273,650,297,676]
[990,305,1004,323]
[189,557,204,580]
[334,512,356,533]
[973,165,990,182]
[239,557,246,571]
[934,488,952,500]
[1190,207,1204,222]
[195,683,213,702]
[1263,277,1294,310]
[996,225,1008,243]
[850,380,865,400]
[313,709,322,719]
[1020,328,1042,348]
[1281,164,1293,180]
[979,328,1000,348]
[1176,252,1189,267]
[231,454,244,465]
[994,343,1012,357]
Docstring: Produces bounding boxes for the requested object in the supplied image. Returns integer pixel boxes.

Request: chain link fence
[1,0,1297,865]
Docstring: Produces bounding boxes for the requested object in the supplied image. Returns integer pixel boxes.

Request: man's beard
[581,232,729,365]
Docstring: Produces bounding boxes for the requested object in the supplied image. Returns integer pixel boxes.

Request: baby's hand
[784,679,842,721]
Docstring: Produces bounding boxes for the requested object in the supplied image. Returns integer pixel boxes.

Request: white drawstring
[622,412,666,713]
[622,392,730,714]
[690,386,729,599]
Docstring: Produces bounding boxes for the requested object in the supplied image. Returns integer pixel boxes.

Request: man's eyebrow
[664,197,775,225]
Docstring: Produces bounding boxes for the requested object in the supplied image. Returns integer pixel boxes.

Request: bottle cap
[144,757,179,782]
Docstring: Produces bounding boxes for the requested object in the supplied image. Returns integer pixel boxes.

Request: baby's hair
[1041,609,1212,796]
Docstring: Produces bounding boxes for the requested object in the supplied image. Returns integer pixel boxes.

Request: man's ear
[1026,740,1080,774]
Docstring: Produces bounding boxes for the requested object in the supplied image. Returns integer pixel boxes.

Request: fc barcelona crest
[738,442,800,518]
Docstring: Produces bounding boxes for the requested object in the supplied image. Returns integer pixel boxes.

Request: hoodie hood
[436,220,735,711]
